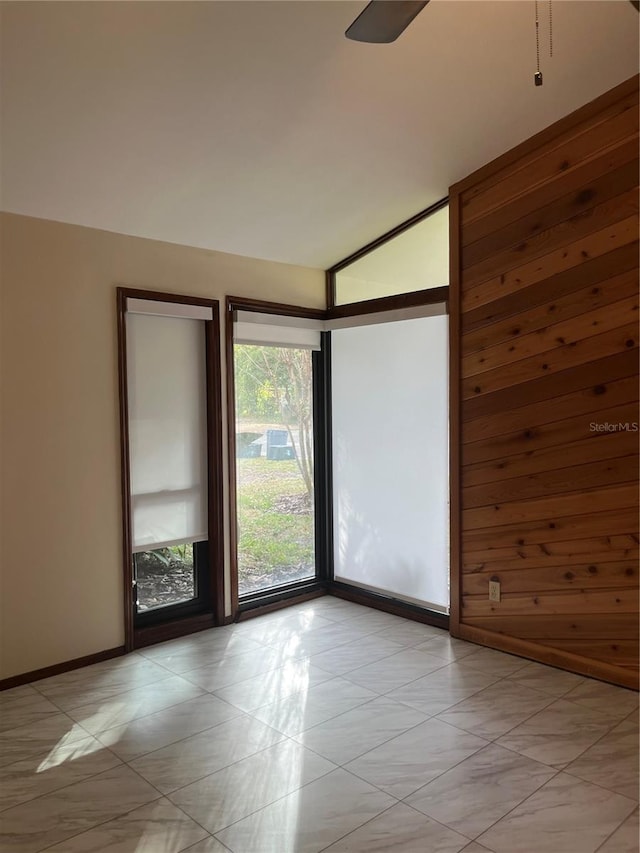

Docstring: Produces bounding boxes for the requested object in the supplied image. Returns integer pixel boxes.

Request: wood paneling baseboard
[455,624,638,691]
[449,74,639,690]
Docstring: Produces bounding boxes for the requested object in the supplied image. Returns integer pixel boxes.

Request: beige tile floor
[0,597,637,852]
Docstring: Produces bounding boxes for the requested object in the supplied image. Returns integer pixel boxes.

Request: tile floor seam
[207,663,335,713]
[592,809,637,853]
[21,683,86,723]
[0,709,96,749]
[154,647,285,680]
[333,647,453,678]
[299,649,447,686]
[460,765,565,844]
[1,765,165,853]
[32,797,175,853]
[243,679,378,736]
[560,708,638,769]
[401,797,477,841]
[95,704,247,761]
[0,739,125,814]
[121,712,284,774]
[554,692,638,721]
[161,799,231,853]
[210,834,234,852]
[312,801,409,853]
[432,681,560,742]
[29,670,196,716]
[182,648,310,689]
[394,738,497,800]
[476,771,638,853]
[338,659,500,701]
[65,683,214,733]
[560,764,640,803]
[484,731,571,770]
[340,751,450,802]
[133,723,296,797]
[285,695,435,764]
[170,741,339,837]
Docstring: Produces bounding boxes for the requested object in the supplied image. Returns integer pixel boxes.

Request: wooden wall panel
[449,75,639,690]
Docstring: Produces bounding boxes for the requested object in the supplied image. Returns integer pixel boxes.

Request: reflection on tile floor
[0,597,637,852]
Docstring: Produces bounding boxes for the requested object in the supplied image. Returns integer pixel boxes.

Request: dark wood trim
[133,613,217,649]
[205,304,226,625]
[0,646,126,691]
[325,270,333,313]
[455,623,639,691]
[225,297,240,617]
[448,192,462,636]
[117,287,221,309]
[326,286,449,320]
[117,286,224,651]
[226,296,326,321]
[116,288,135,652]
[236,587,328,621]
[329,583,449,630]
[450,75,639,197]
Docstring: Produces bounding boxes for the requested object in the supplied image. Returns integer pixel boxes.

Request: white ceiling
[1,1,637,269]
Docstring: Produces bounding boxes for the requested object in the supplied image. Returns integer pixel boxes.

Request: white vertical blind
[126,311,208,552]
[332,315,449,611]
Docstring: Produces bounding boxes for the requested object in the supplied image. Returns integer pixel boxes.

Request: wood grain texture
[462,507,639,550]
[462,142,638,262]
[462,348,638,421]
[462,323,637,400]
[461,561,638,595]
[450,75,639,688]
[462,218,638,315]
[463,483,639,531]
[462,589,639,618]
[461,186,639,291]
[463,267,639,356]
[463,375,638,445]
[463,429,639,486]
[462,295,639,378]
[463,403,638,467]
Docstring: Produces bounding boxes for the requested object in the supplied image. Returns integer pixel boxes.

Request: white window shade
[234,311,323,350]
[126,312,208,552]
[332,315,450,612]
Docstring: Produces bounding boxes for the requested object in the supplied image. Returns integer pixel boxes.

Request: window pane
[234,344,316,596]
[134,543,197,612]
[335,205,448,305]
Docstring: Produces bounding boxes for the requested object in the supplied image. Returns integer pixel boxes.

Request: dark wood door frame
[225,296,327,618]
[117,287,225,651]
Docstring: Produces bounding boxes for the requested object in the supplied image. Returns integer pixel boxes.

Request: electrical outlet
[489,580,501,603]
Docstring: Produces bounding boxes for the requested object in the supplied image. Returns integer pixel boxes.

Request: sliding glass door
[331,312,450,612]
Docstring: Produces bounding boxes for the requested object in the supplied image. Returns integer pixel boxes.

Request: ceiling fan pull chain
[549,0,553,57]
[534,0,543,86]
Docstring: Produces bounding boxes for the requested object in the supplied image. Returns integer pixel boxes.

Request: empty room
[0,2,638,852]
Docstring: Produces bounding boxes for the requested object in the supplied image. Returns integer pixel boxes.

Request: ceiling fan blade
[345,0,430,43]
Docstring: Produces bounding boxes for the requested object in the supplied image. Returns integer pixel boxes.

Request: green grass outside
[236,457,315,581]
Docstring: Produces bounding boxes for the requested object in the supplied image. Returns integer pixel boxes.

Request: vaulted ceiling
[1,1,637,268]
